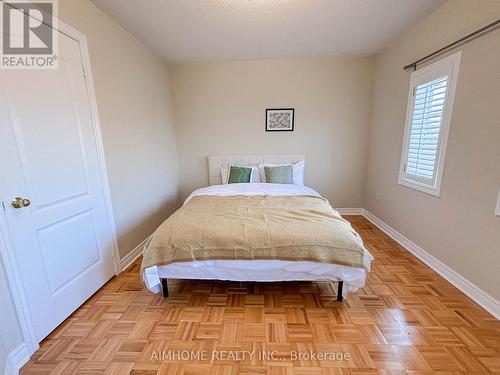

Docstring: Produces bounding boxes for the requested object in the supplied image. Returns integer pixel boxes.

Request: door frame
[0,4,121,357]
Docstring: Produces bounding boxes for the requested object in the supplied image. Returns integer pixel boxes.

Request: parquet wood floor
[20,216,499,374]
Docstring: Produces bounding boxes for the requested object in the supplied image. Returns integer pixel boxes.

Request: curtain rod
[403,19,500,71]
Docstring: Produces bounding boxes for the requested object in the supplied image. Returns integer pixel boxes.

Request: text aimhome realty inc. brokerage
[150,350,352,362]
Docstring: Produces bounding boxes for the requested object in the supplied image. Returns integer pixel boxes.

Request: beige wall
[364,0,500,299]
[60,0,180,259]
[171,57,374,205]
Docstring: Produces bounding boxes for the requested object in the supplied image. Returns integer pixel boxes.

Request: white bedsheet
[184,183,321,204]
[143,183,370,298]
[144,260,367,298]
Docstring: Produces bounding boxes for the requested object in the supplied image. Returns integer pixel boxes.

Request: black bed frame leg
[336,281,343,302]
[161,278,169,298]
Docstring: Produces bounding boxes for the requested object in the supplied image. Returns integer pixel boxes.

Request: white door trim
[0,6,120,358]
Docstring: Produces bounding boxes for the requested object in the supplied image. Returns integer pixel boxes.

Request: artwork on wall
[266,108,294,131]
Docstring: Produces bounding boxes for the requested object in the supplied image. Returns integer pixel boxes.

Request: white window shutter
[399,51,461,196]
[406,76,448,180]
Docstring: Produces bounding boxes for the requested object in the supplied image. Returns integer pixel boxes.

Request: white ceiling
[90,0,446,63]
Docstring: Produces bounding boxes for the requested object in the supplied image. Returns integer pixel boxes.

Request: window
[399,51,461,196]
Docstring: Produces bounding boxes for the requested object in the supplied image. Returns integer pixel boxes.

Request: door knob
[11,197,30,209]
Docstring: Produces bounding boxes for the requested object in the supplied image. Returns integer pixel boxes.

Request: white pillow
[220,167,229,184]
[259,160,305,185]
[220,166,261,184]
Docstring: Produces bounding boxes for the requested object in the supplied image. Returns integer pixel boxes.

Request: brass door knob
[11,197,30,209]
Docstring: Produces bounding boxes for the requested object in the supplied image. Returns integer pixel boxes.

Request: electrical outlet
[376,192,381,201]
[495,188,500,217]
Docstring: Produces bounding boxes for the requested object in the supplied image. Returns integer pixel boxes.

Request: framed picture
[266,108,294,131]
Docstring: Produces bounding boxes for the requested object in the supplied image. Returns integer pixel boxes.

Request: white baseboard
[336,208,365,215]
[4,343,29,375]
[120,236,150,272]
[361,209,500,320]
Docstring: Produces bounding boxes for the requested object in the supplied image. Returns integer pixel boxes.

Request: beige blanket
[141,195,371,273]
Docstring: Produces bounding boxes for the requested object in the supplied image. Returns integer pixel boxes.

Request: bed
[141,154,373,301]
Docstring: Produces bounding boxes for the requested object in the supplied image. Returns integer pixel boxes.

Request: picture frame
[266,108,294,132]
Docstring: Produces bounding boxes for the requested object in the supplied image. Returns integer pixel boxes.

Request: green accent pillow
[264,165,293,184]
[227,166,253,183]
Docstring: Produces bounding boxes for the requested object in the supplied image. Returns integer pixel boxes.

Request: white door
[0,26,116,342]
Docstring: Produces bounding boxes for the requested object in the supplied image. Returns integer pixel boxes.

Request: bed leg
[161,278,169,298]
[336,281,344,302]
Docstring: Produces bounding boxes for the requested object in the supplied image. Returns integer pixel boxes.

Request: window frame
[398,51,462,197]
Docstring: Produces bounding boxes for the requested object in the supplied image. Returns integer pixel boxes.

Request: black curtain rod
[403,19,500,71]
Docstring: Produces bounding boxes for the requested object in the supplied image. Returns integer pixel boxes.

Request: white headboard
[208,154,305,185]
